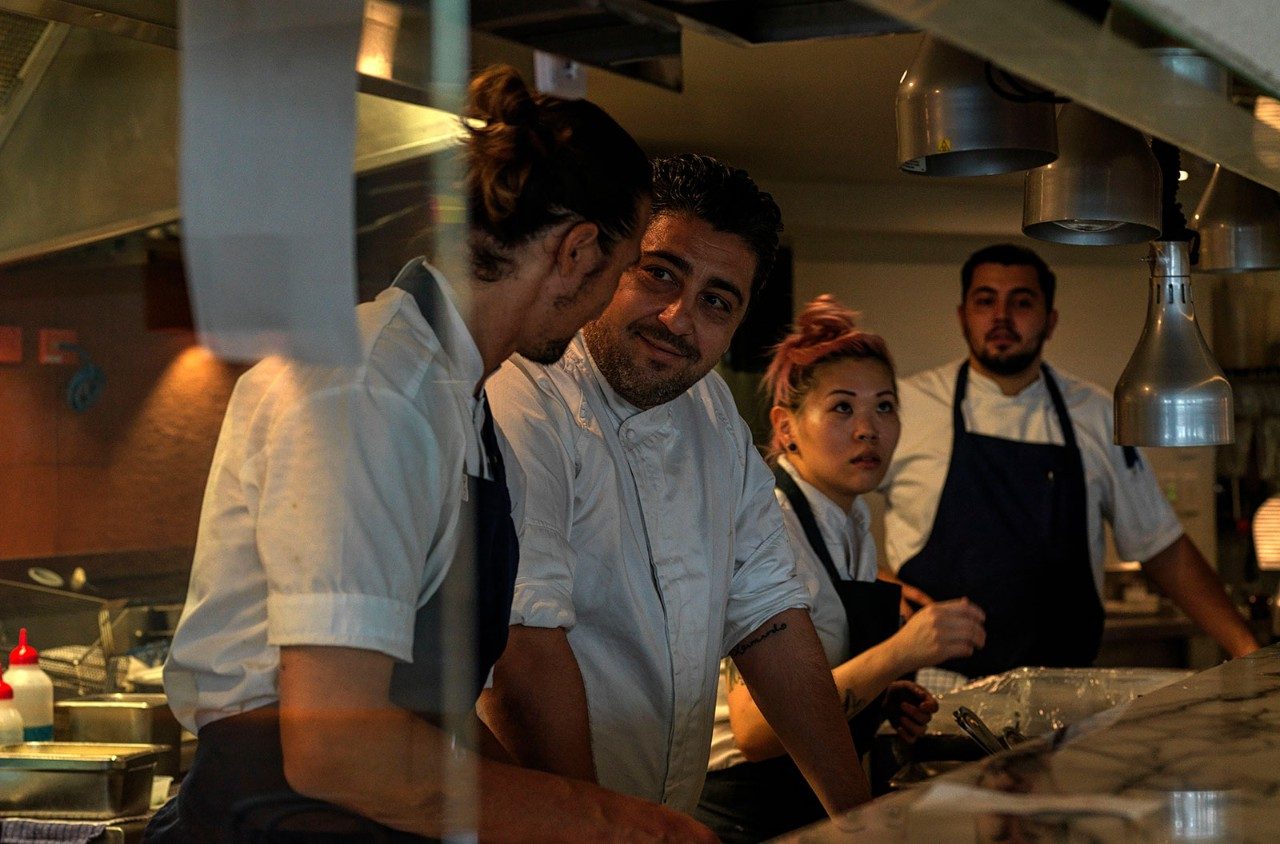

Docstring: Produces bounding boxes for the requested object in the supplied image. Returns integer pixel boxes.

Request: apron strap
[1039,364,1079,453]
[954,360,1081,455]
[392,260,461,360]
[772,464,844,587]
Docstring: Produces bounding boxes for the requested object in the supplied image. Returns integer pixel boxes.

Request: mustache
[634,323,697,358]
[986,327,1022,343]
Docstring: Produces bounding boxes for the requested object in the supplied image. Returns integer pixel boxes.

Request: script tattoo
[841,689,867,720]
[728,621,788,659]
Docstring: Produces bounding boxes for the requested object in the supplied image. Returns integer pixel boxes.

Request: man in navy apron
[881,244,1257,686]
[147,64,715,842]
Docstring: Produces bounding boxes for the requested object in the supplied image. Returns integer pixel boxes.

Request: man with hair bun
[880,242,1257,693]
[482,154,871,821]
[150,67,710,841]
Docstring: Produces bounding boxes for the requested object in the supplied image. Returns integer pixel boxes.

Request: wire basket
[0,579,128,697]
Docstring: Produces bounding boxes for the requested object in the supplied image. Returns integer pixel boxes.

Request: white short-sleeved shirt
[707,457,878,771]
[164,261,488,733]
[487,335,810,812]
[881,359,1184,595]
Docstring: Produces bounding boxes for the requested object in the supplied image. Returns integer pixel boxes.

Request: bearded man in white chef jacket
[879,243,1258,693]
[479,154,870,817]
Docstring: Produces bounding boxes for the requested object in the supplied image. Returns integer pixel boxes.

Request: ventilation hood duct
[0,4,464,267]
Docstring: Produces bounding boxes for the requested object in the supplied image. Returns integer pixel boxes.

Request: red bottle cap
[9,628,38,666]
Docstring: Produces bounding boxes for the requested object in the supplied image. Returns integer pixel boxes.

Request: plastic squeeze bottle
[0,675,23,745]
[8,629,53,741]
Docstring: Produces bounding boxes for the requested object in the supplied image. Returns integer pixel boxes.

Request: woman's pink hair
[763,294,895,457]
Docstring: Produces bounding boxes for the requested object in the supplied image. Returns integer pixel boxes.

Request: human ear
[770,405,796,449]
[553,221,602,282]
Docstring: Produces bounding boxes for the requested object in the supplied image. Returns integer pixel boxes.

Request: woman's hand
[898,582,935,619]
[882,680,938,742]
[893,597,986,671]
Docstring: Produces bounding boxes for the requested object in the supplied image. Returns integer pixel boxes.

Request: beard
[969,327,1048,377]
[522,335,575,365]
[517,255,613,365]
[583,318,706,410]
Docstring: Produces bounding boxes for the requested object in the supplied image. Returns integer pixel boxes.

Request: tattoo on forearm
[841,690,866,720]
[728,622,788,659]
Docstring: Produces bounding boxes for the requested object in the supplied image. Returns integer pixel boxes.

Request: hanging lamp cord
[1151,138,1195,246]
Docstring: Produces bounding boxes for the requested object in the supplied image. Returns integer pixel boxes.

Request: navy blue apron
[694,466,902,843]
[896,361,1100,679]
[146,263,519,843]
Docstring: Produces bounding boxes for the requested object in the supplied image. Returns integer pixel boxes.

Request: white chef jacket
[487,335,811,812]
[881,359,1184,596]
[707,456,877,771]
[165,261,490,733]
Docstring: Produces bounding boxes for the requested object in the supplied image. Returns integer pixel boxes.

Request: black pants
[145,706,431,843]
[694,756,827,844]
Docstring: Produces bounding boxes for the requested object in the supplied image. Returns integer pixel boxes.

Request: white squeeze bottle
[8,629,53,741]
[0,674,23,745]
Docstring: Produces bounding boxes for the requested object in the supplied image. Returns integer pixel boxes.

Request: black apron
[694,466,902,843]
[896,361,1101,679]
[147,264,519,843]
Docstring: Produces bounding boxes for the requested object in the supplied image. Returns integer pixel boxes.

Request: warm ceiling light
[1022,104,1161,245]
[1178,170,1189,181]
[1114,241,1233,447]
[1190,164,1280,273]
[1253,496,1280,570]
[895,35,1057,177]
[357,0,402,80]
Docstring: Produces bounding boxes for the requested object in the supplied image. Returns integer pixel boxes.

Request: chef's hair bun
[463,65,650,281]
[764,295,895,453]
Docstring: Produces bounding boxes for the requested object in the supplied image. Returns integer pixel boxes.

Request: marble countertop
[783,645,1280,842]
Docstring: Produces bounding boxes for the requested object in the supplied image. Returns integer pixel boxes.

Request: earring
[786,442,798,452]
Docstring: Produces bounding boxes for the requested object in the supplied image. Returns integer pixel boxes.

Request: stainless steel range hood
[0,3,464,267]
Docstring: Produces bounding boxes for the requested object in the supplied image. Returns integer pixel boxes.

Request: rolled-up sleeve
[722,437,811,656]
[487,361,580,630]
[256,383,446,663]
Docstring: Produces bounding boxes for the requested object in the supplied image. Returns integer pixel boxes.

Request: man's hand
[882,680,938,743]
[892,598,986,671]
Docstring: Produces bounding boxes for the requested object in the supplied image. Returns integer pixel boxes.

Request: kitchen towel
[0,819,107,844]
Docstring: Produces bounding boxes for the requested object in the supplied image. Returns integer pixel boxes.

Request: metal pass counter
[782,644,1280,842]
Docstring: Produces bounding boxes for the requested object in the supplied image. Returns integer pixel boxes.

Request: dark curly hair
[961,243,1057,311]
[464,66,651,282]
[650,154,783,297]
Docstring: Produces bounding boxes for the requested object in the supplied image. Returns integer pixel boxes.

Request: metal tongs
[953,705,1009,755]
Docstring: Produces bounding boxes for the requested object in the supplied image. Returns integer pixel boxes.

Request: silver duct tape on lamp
[1023,103,1161,245]
[896,35,1057,177]
[1115,241,1234,446]
[1191,164,1280,273]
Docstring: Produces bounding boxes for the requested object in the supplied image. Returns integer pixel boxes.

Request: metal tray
[57,693,182,776]
[0,742,162,819]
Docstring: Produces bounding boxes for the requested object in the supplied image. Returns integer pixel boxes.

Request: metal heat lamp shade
[1115,241,1233,446]
[1023,104,1161,245]
[1191,164,1280,273]
[896,35,1057,177]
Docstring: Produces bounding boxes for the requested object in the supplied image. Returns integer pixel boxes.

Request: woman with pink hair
[696,295,987,842]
